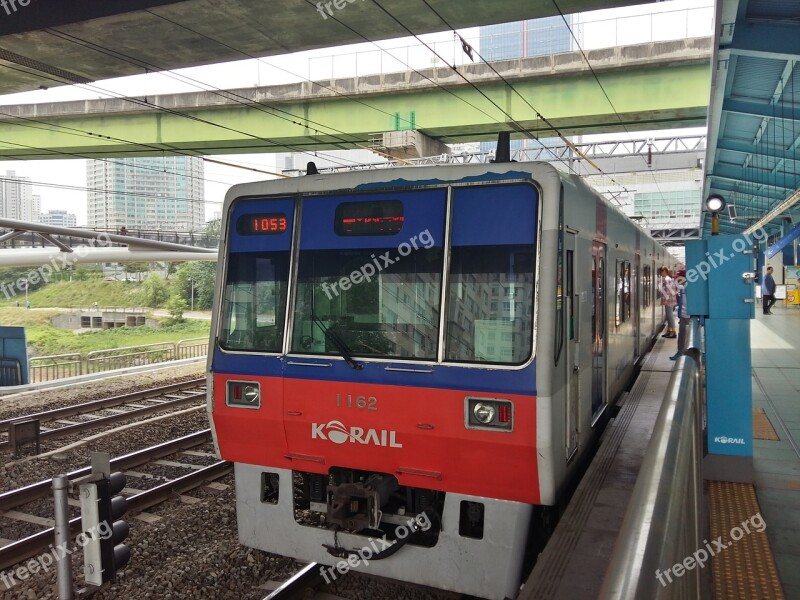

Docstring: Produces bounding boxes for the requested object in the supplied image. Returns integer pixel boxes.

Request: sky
[0,0,713,226]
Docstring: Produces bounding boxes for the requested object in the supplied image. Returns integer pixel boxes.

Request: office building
[86,157,205,231]
[40,209,78,228]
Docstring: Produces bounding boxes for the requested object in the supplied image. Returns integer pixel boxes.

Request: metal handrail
[29,353,82,383]
[599,317,704,599]
[86,342,176,372]
[176,337,209,360]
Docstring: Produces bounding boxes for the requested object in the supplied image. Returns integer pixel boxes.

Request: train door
[634,254,641,359]
[564,232,579,461]
[591,241,606,420]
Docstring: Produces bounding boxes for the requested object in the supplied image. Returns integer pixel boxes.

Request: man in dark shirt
[763,266,776,315]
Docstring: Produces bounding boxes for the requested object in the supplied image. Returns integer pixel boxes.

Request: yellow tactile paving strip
[753,408,780,441]
[708,481,785,599]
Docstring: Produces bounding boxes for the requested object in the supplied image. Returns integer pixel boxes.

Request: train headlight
[466,398,513,431]
[227,381,261,409]
[473,403,496,424]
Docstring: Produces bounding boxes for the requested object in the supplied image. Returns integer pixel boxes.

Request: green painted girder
[0,63,710,160]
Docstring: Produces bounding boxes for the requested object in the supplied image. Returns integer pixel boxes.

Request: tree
[172,262,217,310]
[123,262,150,282]
[204,219,221,247]
[166,295,189,322]
[140,273,170,308]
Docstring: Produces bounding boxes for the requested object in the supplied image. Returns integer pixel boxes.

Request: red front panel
[213,373,540,504]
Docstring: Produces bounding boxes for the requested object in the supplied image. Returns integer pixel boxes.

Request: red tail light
[466,398,513,431]
[227,381,260,408]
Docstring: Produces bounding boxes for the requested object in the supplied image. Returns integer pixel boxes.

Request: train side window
[624,261,631,323]
[615,260,631,327]
[567,250,574,340]
[554,186,564,365]
[615,260,623,327]
[445,246,534,364]
[642,266,651,309]
[219,252,290,353]
[445,184,537,365]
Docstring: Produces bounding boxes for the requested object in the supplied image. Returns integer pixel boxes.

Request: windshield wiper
[311,314,363,370]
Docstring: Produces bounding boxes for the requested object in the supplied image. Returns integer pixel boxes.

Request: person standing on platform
[762,266,776,315]
[671,270,688,360]
[659,266,678,338]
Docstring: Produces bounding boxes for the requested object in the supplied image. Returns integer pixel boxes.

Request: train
[207,160,672,599]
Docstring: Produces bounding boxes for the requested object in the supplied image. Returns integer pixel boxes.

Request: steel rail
[0,378,205,432]
[0,460,231,572]
[262,563,327,600]
[0,392,205,452]
[0,430,212,511]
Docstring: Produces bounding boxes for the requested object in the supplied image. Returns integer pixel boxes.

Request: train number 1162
[336,394,378,411]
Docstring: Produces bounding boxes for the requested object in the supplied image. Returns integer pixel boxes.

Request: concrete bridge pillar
[376,130,450,160]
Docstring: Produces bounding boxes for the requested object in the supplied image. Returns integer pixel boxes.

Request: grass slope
[0,280,144,309]
[0,308,210,357]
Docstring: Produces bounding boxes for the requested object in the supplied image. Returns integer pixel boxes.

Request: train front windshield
[219,183,538,365]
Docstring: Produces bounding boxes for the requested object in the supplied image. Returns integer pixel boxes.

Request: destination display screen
[334,200,404,236]
[237,213,289,235]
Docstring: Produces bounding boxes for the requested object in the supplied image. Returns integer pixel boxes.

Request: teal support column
[685,234,755,483]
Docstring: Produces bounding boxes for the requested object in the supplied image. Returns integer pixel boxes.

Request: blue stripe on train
[211,348,536,396]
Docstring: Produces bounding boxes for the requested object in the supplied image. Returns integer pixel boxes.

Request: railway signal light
[79,472,130,586]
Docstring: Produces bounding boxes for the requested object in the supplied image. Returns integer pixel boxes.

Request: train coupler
[326,474,398,531]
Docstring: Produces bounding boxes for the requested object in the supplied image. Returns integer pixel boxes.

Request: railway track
[262,563,328,600]
[0,429,229,572]
[0,378,206,453]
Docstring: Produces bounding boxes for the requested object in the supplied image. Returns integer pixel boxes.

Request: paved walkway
[750,303,800,599]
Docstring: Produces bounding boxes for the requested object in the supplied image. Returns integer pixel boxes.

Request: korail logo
[312,420,403,448]
[714,436,746,445]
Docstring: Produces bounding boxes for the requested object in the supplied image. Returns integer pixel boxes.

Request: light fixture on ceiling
[706,194,726,236]
[743,189,800,235]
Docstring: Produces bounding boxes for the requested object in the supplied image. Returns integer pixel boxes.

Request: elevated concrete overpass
[0,38,711,160]
[0,0,663,96]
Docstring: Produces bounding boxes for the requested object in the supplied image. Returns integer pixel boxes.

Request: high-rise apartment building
[40,209,78,228]
[86,157,205,231]
[0,170,40,222]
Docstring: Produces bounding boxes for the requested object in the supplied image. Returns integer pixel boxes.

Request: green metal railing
[28,338,208,383]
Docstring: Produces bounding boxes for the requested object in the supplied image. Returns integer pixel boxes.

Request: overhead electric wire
[1,41,361,171]
[141,10,417,164]
[150,1,554,146]
[43,28,377,167]
[0,174,222,205]
[0,138,236,188]
[364,0,583,175]
[405,0,638,199]
[418,0,604,173]
[296,0,552,154]
[550,0,670,208]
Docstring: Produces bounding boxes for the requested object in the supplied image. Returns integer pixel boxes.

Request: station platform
[518,306,800,600]
[748,305,800,599]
